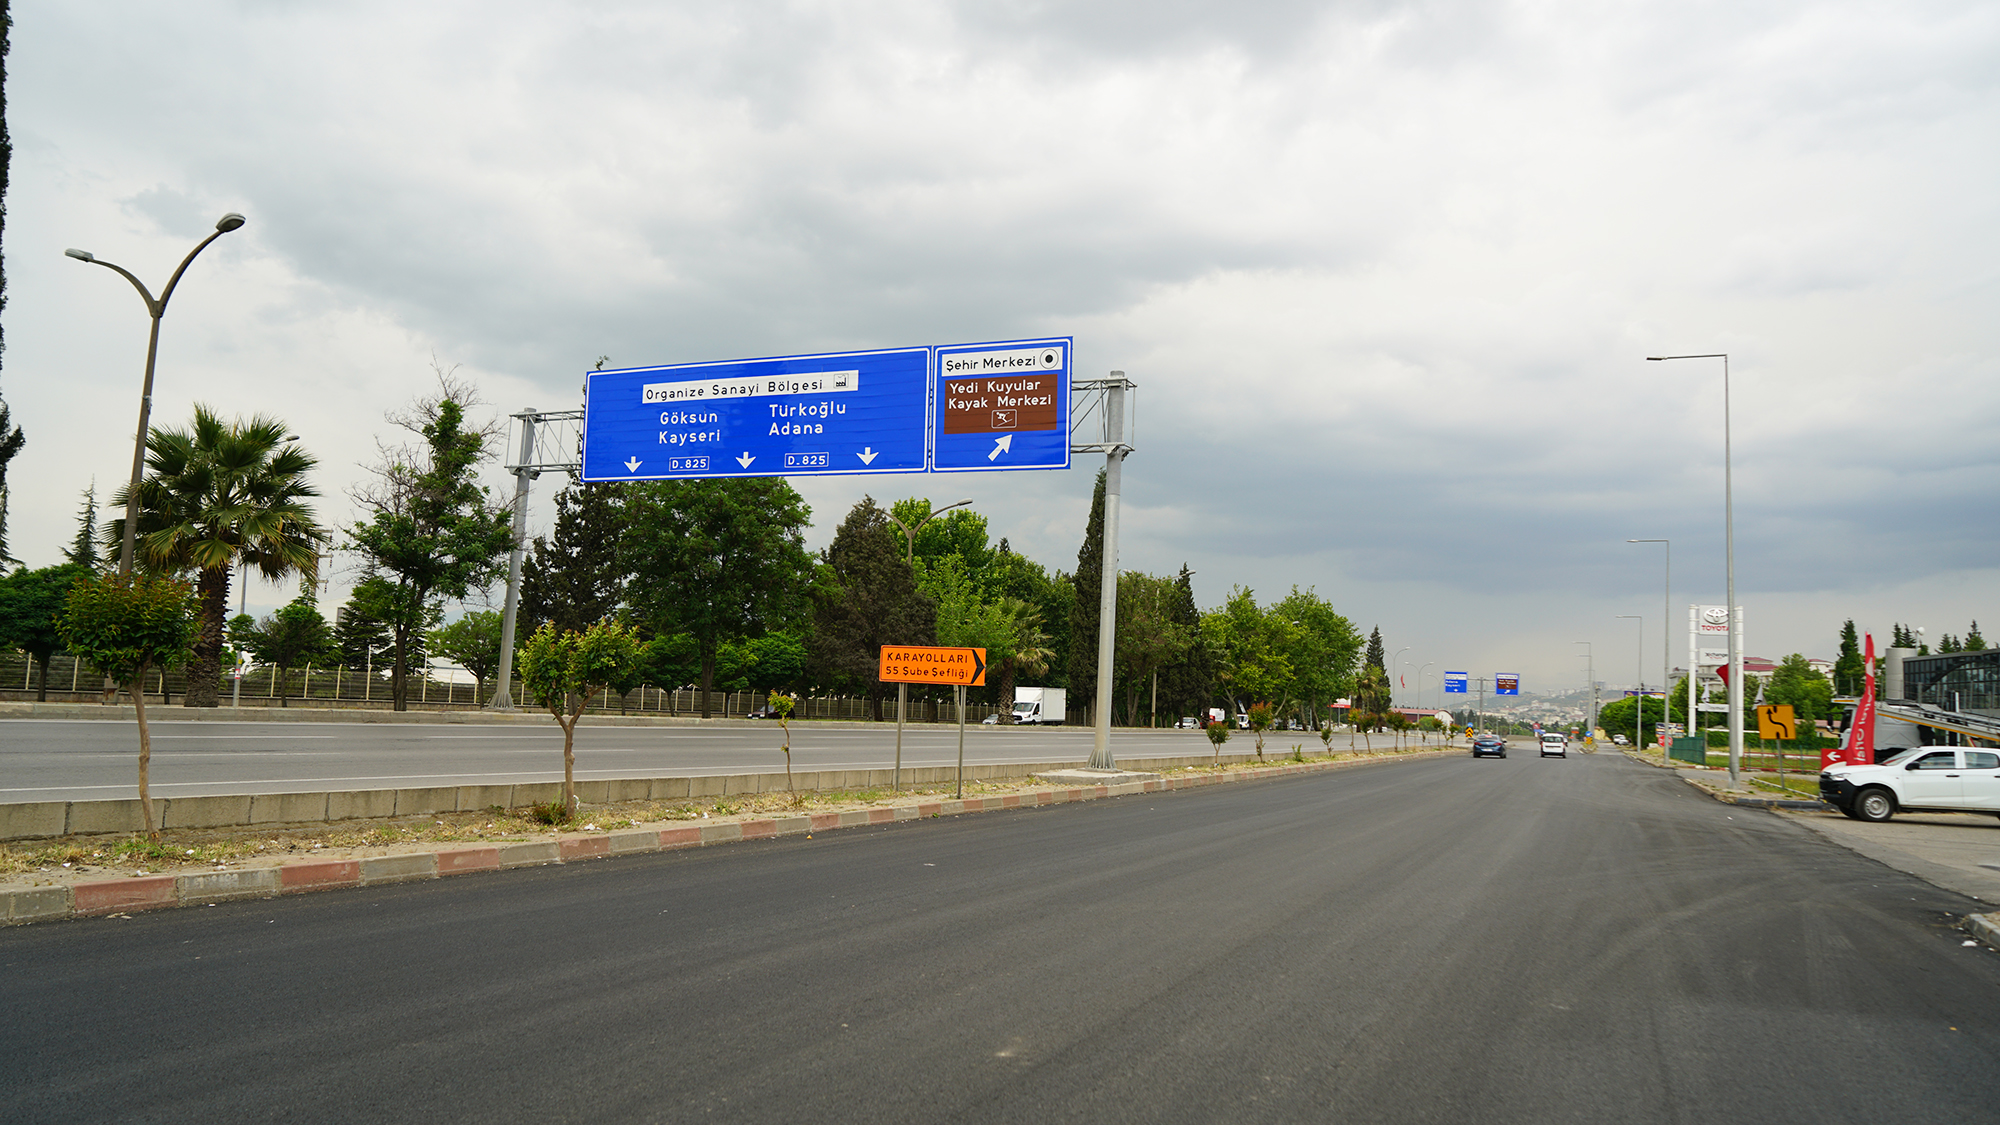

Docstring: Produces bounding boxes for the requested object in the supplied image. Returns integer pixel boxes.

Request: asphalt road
[6,750,1997,1124]
[0,719,1287,801]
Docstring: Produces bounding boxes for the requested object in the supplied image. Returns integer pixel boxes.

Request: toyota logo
[1702,607,1731,626]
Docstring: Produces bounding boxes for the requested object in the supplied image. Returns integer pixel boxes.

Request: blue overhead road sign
[1443,672,1467,694]
[932,337,1072,472]
[581,347,929,481]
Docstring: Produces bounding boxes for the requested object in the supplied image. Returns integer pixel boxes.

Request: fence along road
[0,718,1322,802]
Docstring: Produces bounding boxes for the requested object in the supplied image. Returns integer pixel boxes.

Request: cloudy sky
[5,0,1996,698]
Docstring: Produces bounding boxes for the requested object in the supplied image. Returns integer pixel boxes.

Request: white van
[1539,732,1568,758]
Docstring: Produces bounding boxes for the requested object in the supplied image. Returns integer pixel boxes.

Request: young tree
[64,483,100,568]
[1246,702,1275,759]
[621,477,815,718]
[520,481,627,634]
[809,496,933,721]
[347,376,515,710]
[428,609,506,703]
[1833,620,1864,696]
[243,593,338,706]
[1204,715,1230,766]
[517,621,640,812]
[1066,470,1107,723]
[105,405,327,707]
[0,563,90,700]
[57,574,200,836]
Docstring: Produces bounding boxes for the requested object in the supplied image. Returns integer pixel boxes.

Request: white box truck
[1012,687,1067,725]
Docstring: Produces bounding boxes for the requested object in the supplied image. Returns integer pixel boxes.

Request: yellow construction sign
[1756,704,1796,740]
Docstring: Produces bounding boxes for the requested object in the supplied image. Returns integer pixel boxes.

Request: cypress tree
[1833,620,1863,696]
[1065,470,1106,724]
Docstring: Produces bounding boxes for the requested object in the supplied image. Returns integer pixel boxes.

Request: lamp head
[64,248,95,262]
[1645,356,1667,361]
[215,213,247,233]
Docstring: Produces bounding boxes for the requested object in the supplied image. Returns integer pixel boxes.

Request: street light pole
[1391,647,1410,707]
[1628,539,1671,762]
[1648,354,1741,781]
[1574,641,1595,738]
[67,213,247,577]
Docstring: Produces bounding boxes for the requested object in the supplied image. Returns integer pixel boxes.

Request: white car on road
[1819,747,2000,822]
[1539,732,1567,757]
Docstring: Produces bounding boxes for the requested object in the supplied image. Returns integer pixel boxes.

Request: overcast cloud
[5,0,1996,696]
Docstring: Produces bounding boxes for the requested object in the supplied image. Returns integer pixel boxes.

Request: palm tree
[106,405,327,707]
[990,598,1055,723]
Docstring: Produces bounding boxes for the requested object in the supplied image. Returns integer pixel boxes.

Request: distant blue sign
[932,338,1072,472]
[1495,673,1520,696]
[1443,672,1468,694]
[581,347,930,481]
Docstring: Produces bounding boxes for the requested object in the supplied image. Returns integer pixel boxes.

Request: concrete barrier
[0,750,1403,840]
[162,794,255,830]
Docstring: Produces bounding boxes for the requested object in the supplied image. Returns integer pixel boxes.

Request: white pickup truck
[1819,747,2000,822]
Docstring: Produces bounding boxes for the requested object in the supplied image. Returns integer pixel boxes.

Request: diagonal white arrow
[988,434,1013,461]
[857,447,878,465]
[736,452,756,468]
[625,457,643,473]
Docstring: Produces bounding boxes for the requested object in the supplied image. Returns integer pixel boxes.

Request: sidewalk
[1638,752,2000,944]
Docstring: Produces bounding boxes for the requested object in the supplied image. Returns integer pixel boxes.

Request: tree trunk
[561,707,578,810]
[699,648,715,719]
[391,627,411,712]
[996,662,1017,724]
[183,566,229,707]
[34,654,49,702]
[131,668,157,837]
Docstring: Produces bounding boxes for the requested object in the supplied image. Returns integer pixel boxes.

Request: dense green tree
[1937,634,1963,654]
[64,484,99,568]
[1203,588,1297,717]
[105,405,327,708]
[1066,470,1106,724]
[1113,571,1190,726]
[242,593,337,706]
[0,8,14,567]
[1833,620,1864,696]
[0,563,89,699]
[520,481,626,635]
[1766,653,1834,731]
[809,498,934,720]
[1271,587,1363,728]
[347,378,514,711]
[1600,694,1667,745]
[891,498,995,576]
[986,598,1054,722]
[1363,626,1386,679]
[0,401,20,566]
[1154,564,1212,722]
[332,600,391,670]
[428,609,506,703]
[57,573,200,836]
[622,477,815,718]
[1967,621,1987,652]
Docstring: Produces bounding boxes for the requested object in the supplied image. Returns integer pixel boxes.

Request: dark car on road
[1471,735,1507,758]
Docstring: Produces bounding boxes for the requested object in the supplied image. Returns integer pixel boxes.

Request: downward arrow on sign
[988,434,1013,461]
[857,447,878,465]
[736,452,756,468]
[625,457,643,473]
